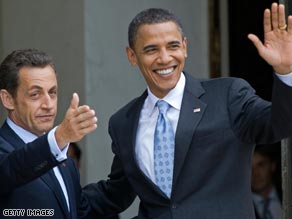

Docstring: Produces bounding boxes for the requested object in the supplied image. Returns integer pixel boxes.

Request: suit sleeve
[82,120,136,218]
[0,134,59,195]
[228,76,292,144]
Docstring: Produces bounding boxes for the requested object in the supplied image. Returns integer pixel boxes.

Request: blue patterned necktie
[154,100,175,198]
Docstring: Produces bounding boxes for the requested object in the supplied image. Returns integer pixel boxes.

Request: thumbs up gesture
[55,93,97,149]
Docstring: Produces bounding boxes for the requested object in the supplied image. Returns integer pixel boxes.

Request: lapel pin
[62,162,66,167]
[193,108,201,113]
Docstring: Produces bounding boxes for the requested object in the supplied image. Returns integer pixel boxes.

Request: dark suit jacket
[0,122,91,219]
[83,73,292,219]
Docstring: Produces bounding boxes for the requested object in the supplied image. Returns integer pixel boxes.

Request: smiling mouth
[38,115,54,121]
[154,67,175,75]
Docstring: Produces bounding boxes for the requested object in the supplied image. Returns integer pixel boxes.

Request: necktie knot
[156,100,170,115]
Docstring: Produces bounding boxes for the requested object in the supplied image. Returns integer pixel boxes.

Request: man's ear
[0,89,15,110]
[183,36,188,58]
[126,46,137,66]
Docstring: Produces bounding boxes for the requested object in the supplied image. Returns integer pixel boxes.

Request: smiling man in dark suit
[0,49,97,219]
[83,3,292,219]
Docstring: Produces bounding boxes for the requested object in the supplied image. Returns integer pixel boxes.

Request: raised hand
[248,3,292,74]
[55,93,97,149]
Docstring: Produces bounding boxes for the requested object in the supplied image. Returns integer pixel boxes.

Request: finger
[271,3,279,30]
[288,15,292,35]
[78,109,96,123]
[263,8,272,33]
[278,4,286,29]
[70,93,79,110]
[76,105,90,114]
[247,34,263,51]
[79,122,98,134]
[80,117,98,129]
[67,123,97,143]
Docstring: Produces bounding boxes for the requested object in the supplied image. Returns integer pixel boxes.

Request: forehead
[253,153,270,164]
[18,65,57,88]
[135,22,182,42]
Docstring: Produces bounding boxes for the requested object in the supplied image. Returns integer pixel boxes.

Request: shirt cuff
[275,72,292,86]
[48,126,69,162]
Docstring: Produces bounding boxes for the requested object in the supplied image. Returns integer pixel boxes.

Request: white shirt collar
[252,186,279,203]
[146,72,186,116]
[6,117,38,143]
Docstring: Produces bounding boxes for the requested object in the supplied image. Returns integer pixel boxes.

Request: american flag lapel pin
[193,108,201,113]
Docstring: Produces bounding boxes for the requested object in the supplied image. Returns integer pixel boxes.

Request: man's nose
[41,94,54,108]
[157,49,172,64]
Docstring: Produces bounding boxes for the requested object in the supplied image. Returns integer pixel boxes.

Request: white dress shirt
[7,118,70,211]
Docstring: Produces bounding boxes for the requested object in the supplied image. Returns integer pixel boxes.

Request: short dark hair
[254,144,276,161]
[0,49,55,98]
[128,8,185,49]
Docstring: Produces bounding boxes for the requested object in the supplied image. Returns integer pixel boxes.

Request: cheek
[15,102,30,116]
[53,99,58,109]
[23,104,41,118]
[140,65,154,81]
[178,54,186,65]
[138,55,154,68]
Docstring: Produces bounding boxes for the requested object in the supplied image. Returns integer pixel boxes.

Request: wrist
[55,126,68,150]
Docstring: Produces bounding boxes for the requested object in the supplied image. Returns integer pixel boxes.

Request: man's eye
[50,91,57,97]
[169,44,180,49]
[30,93,38,97]
[144,48,156,54]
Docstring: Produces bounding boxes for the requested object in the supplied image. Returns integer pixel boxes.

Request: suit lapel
[41,168,69,218]
[58,161,77,219]
[173,74,206,186]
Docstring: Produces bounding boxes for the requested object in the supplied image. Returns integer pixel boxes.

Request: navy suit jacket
[0,122,90,219]
[83,73,292,219]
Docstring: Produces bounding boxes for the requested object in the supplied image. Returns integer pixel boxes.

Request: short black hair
[254,144,276,161]
[0,49,55,98]
[128,8,184,49]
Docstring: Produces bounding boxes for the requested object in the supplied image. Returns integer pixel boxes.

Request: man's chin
[37,124,54,134]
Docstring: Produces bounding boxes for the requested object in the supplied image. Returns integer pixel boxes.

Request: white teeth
[156,67,174,75]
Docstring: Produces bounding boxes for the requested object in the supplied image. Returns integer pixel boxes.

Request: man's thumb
[70,93,79,110]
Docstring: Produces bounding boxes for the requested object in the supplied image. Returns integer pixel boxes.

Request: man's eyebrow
[143,45,157,52]
[168,40,181,45]
[28,85,43,90]
[28,85,57,91]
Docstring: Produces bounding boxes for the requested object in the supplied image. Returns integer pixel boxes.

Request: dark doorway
[228,0,276,101]
[228,0,282,204]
